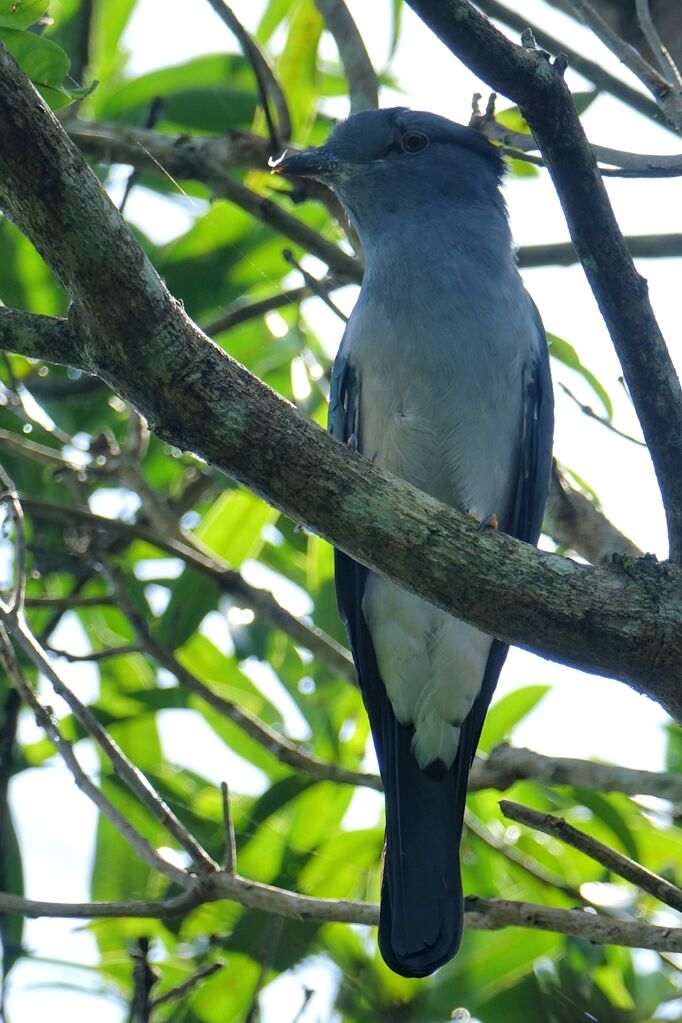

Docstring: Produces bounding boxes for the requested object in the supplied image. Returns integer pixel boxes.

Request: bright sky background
[6,0,682,1020]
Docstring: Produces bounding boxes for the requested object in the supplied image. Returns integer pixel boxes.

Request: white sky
[6,1,682,1020]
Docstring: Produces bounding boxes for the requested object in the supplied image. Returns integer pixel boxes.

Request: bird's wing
[329,311,553,978]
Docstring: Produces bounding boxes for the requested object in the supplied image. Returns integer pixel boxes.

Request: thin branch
[0,626,189,886]
[221,781,237,874]
[472,0,668,128]
[3,877,682,952]
[559,382,646,447]
[204,0,290,148]
[150,962,224,1010]
[22,497,356,683]
[470,743,682,801]
[566,0,682,128]
[105,563,376,790]
[464,809,584,903]
[282,249,349,322]
[635,0,682,86]
[68,120,360,280]
[13,617,219,873]
[24,593,114,609]
[475,113,682,178]
[314,0,379,113]
[501,799,682,914]
[46,643,141,662]
[0,465,25,615]
[517,234,682,268]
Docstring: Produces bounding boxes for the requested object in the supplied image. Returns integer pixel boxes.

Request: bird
[272,107,554,978]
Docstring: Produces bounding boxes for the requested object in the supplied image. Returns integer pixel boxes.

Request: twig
[0,626,189,886]
[635,0,682,86]
[221,781,237,874]
[14,617,219,873]
[203,0,291,148]
[128,937,158,1023]
[46,643,141,662]
[313,0,378,113]
[24,594,114,608]
[150,962,224,1009]
[500,799,682,914]
[282,249,349,322]
[559,382,646,447]
[0,465,25,615]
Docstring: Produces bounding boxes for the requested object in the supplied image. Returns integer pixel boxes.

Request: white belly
[363,577,493,769]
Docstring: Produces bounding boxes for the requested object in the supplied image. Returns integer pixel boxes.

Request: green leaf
[478,685,550,753]
[94,53,257,132]
[196,487,279,567]
[0,27,86,108]
[0,0,46,30]
[548,332,613,419]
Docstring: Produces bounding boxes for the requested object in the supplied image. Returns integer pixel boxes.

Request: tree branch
[501,799,682,913]
[2,43,682,718]
[544,466,642,565]
[2,881,682,952]
[517,234,682,267]
[314,0,379,113]
[0,307,83,368]
[404,2,682,562]
[470,743,682,801]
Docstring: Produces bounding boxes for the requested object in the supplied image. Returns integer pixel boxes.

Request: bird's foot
[466,506,499,531]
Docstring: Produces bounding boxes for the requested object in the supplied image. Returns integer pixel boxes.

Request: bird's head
[271,107,505,239]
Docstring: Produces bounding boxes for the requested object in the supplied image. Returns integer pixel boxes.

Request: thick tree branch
[404,1,682,562]
[2,45,682,717]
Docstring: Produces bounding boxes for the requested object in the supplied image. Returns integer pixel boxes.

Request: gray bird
[273,108,554,978]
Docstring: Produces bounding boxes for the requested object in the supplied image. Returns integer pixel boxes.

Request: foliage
[0,1,680,1021]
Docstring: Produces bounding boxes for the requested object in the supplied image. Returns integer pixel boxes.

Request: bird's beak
[269,146,342,180]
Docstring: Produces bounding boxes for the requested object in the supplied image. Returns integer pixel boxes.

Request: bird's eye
[401,130,429,154]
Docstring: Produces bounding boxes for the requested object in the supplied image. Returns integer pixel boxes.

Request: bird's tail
[333,551,506,977]
[372,644,508,978]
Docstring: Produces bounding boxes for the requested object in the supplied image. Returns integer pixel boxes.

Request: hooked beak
[269,146,342,180]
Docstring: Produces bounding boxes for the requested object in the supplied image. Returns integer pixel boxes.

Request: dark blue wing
[329,311,553,977]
